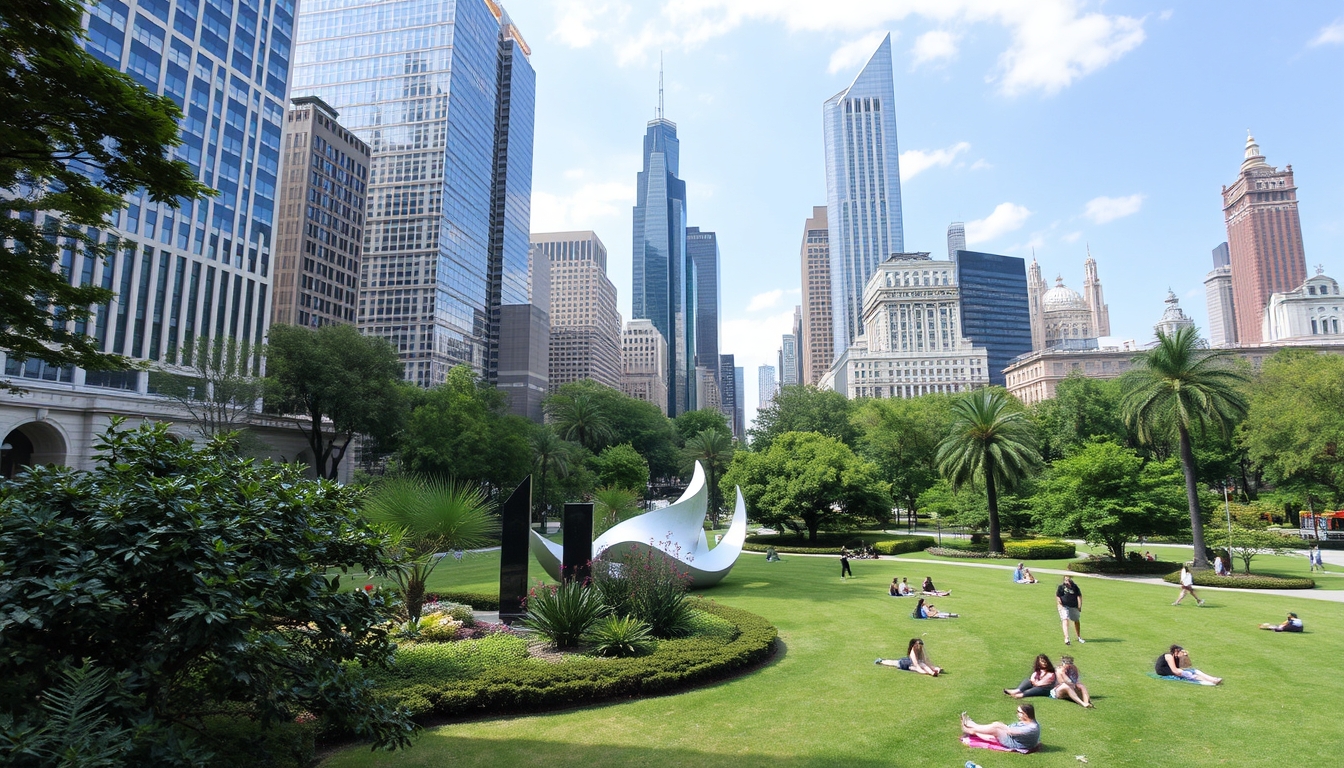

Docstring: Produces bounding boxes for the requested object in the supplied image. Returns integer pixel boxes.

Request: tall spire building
[823,34,904,356]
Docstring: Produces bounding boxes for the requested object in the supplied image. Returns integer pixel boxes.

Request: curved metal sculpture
[529,461,747,588]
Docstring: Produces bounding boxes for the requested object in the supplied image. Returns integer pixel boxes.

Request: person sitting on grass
[1259,612,1304,632]
[876,638,942,676]
[1051,655,1093,708]
[1013,563,1038,584]
[898,577,914,596]
[765,546,780,562]
[1004,654,1056,698]
[925,602,958,618]
[961,704,1040,751]
[1156,645,1222,685]
[889,577,902,596]
[1144,550,1155,561]
[1022,567,1038,583]
[921,576,951,596]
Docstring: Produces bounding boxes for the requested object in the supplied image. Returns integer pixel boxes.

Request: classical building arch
[1,420,69,478]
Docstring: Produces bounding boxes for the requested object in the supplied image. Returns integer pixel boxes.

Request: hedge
[926,547,1009,559]
[1160,571,1315,590]
[1069,558,1183,575]
[427,591,500,611]
[743,535,933,556]
[873,537,936,556]
[376,598,778,719]
[1003,540,1076,559]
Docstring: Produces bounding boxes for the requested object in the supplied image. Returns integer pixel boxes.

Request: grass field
[327,544,1344,768]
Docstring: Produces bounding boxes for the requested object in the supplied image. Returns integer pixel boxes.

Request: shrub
[426,591,500,611]
[872,537,936,555]
[368,633,529,687]
[1160,571,1315,589]
[683,609,738,642]
[936,538,990,552]
[521,580,609,648]
[1003,540,1076,559]
[592,544,696,639]
[417,612,464,643]
[203,716,316,768]
[925,547,1009,559]
[585,615,656,657]
[744,534,933,555]
[424,602,476,627]
[1069,557,1183,575]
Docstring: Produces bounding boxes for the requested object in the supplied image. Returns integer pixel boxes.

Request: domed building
[1027,254,1110,350]
[1155,289,1197,339]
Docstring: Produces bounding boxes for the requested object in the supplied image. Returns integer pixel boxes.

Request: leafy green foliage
[546,389,614,451]
[1240,350,1344,507]
[521,580,609,649]
[748,385,858,451]
[426,591,500,611]
[1069,557,1182,575]
[592,485,642,537]
[1002,539,1077,559]
[1031,373,1130,461]
[674,409,732,442]
[548,380,681,479]
[682,609,738,642]
[592,545,696,638]
[872,537,938,555]
[1159,570,1314,589]
[364,634,528,687]
[853,394,952,516]
[0,422,415,763]
[741,533,933,555]
[723,431,890,543]
[1205,525,1296,574]
[150,336,266,441]
[591,443,650,491]
[682,428,734,525]
[530,425,575,523]
[585,615,656,658]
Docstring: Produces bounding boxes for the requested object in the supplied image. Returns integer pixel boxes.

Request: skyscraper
[632,86,693,416]
[779,333,799,386]
[799,206,834,385]
[758,365,778,409]
[957,251,1032,386]
[621,318,668,414]
[687,227,720,376]
[947,222,966,261]
[292,0,535,386]
[1222,133,1307,345]
[734,365,746,443]
[1204,242,1238,348]
[718,354,738,439]
[823,34,904,356]
[532,232,622,391]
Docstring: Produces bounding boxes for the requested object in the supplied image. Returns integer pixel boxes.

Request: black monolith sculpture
[497,475,531,624]
[561,502,593,584]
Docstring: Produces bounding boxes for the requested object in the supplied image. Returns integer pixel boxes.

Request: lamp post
[1223,479,1235,570]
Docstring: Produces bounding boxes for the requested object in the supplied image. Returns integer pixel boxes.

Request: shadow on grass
[1077,637,1122,643]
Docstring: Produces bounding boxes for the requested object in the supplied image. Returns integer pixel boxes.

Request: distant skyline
[504,1,1344,426]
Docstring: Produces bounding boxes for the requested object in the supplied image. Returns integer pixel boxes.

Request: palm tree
[530,426,571,530]
[547,391,613,452]
[362,476,498,620]
[592,485,642,537]
[936,388,1040,554]
[1119,326,1248,568]
[682,429,735,528]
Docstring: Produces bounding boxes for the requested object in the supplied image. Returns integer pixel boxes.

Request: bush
[585,615,656,657]
[426,591,500,611]
[416,612,464,643]
[521,580,609,649]
[202,717,316,768]
[744,534,933,555]
[925,547,1009,559]
[872,537,936,555]
[367,633,529,687]
[1069,557,1183,575]
[936,538,990,552]
[683,609,738,642]
[1003,540,1076,559]
[592,545,696,639]
[1160,571,1315,589]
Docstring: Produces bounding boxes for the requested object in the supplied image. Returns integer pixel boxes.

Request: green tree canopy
[547,380,680,479]
[530,425,573,523]
[1205,525,1294,575]
[591,442,651,492]
[1,1,210,377]
[546,388,613,452]
[1031,441,1188,560]
[265,323,408,479]
[722,431,890,543]
[748,385,857,451]
[682,428,735,526]
[0,422,414,762]
[1032,373,1129,461]
[1239,350,1344,507]
[674,408,731,443]
[853,394,952,518]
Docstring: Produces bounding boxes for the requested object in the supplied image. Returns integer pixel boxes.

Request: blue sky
[502,1,1344,424]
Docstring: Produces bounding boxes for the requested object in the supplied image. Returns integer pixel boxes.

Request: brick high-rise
[1222,133,1307,344]
[800,206,833,385]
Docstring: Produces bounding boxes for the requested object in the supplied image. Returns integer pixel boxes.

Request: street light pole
[1224,479,1234,571]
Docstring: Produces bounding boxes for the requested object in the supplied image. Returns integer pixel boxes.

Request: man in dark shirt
[1056,575,1084,646]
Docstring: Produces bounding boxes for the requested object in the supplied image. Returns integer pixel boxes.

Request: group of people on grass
[888,576,951,597]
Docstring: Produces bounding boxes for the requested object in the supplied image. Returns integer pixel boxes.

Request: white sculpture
[528,461,747,588]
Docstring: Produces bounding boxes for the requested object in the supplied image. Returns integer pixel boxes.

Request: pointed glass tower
[823,34,905,357]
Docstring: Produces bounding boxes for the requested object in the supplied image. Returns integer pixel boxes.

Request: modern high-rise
[272,97,369,329]
[957,251,1032,386]
[293,0,535,386]
[718,354,739,440]
[632,101,693,416]
[687,227,720,376]
[799,206,834,385]
[779,334,799,387]
[621,318,668,414]
[532,232,621,391]
[1204,242,1238,348]
[947,222,966,261]
[758,365,778,409]
[1222,133,1307,345]
[733,365,746,442]
[823,34,904,356]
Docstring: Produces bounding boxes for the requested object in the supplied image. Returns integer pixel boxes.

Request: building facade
[1026,255,1111,351]
[687,227,720,379]
[947,222,966,261]
[1154,290,1196,339]
[1222,133,1307,345]
[696,365,721,414]
[718,354,739,440]
[779,333,799,387]
[293,0,535,386]
[1262,271,1344,342]
[532,232,621,391]
[272,97,369,329]
[621,318,668,414]
[799,206,834,385]
[823,34,904,358]
[956,251,1032,386]
[758,365,777,409]
[1204,242,1238,348]
[733,365,746,442]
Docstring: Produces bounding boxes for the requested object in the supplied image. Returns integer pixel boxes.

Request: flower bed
[1069,558,1182,575]
[925,547,1009,559]
[1160,571,1315,590]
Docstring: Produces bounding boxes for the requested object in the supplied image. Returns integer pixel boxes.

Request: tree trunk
[1178,424,1210,569]
[985,457,1004,554]
[806,517,820,544]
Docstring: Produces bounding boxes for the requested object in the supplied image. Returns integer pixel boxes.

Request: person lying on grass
[911,598,959,618]
[921,576,951,596]
[1051,655,1093,708]
[1259,612,1303,632]
[876,638,942,676]
[1004,654,1056,698]
[1156,645,1222,685]
[961,704,1040,751]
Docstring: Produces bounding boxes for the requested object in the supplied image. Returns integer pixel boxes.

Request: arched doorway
[1,421,68,478]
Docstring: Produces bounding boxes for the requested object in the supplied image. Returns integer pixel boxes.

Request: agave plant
[585,615,655,657]
[520,580,609,649]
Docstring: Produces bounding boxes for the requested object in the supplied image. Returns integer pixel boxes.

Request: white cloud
[530,181,634,232]
[828,31,891,74]
[911,30,960,67]
[899,141,971,181]
[1061,231,1082,244]
[965,202,1032,244]
[1083,193,1145,224]
[721,309,796,426]
[556,1,1147,97]
[970,158,993,170]
[1159,9,1174,21]
[746,289,784,312]
[1310,20,1344,46]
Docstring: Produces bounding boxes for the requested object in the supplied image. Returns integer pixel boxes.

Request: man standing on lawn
[1056,574,1084,646]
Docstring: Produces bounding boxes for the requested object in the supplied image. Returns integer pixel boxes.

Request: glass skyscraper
[632,115,693,415]
[292,0,534,386]
[687,226,720,376]
[956,251,1032,386]
[823,33,904,357]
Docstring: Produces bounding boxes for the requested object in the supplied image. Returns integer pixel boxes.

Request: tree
[1032,374,1129,461]
[853,394,952,522]
[548,380,681,479]
[682,428,735,527]
[546,389,613,452]
[1031,441,1188,560]
[398,365,532,495]
[722,431,890,543]
[265,324,407,480]
[151,336,266,440]
[1240,350,1344,507]
[748,385,857,451]
[530,425,572,525]
[674,408,731,443]
[1205,525,1294,575]
[362,476,497,620]
[1,1,209,378]
[1119,326,1249,568]
[0,422,415,763]
[592,485,642,537]
[591,442,650,492]
[936,388,1041,554]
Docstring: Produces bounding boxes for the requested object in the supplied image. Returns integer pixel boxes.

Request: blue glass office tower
[955,251,1032,386]
[632,116,693,415]
[687,227,720,376]
[292,0,534,386]
[823,34,904,357]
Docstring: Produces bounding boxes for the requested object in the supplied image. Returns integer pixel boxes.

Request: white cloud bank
[829,31,891,74]
[966,202,1032,244]
[746,289,784,312]
[531,180,633,232]
[899,142,971,181]
[1083,194,1144,224]
[1310,19,1344,46]
[911,30,961,67]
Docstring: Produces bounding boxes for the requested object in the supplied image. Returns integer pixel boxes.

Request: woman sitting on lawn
[1155,645,1222,685]
[921,576,951,596]
[1051,655,1093,707]
[961,704,1040,751]
[1259,612,1304,632]
[925,602,958,618]
[876,638,942,676]
[1013,563,1038,584]
[1004,654,1056,698]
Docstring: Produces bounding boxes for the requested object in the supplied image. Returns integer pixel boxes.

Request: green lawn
[325,548,1344,767]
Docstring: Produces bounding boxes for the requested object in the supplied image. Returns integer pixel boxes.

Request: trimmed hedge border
[874,537,936,556]
[1004,540,1076,559]
[380,598,778,719]
[926,547,1009,559]
[1069,558,1182,575]
[1160,571,1315,590]
[427,591,501,611]
[743,535,933,556]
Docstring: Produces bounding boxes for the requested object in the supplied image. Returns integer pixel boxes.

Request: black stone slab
[497,475,531,624]
[561,502,593,584]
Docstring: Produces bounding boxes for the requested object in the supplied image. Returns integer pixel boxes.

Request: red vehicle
[1300,511,1344,540]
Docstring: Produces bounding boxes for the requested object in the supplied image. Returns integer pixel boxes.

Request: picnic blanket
[961,734,1039,754]
[1148,672,1217,686]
